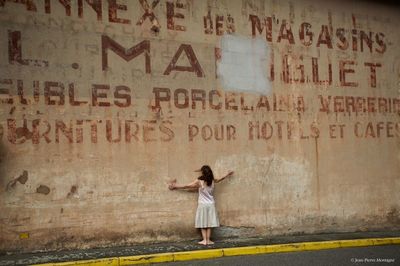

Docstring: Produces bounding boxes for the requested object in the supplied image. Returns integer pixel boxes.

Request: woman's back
[198,181,215,204]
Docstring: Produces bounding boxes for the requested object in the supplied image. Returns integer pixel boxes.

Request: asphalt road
[155,245,400,266]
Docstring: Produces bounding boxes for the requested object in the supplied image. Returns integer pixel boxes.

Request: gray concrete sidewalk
[1,231,400,265]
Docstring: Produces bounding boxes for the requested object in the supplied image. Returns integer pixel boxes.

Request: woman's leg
[206,228,214,244]
[199,229,207,245]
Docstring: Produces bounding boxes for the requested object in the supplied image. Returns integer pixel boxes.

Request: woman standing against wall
[168,165,234,245]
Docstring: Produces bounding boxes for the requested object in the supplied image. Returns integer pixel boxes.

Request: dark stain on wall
[9,106,15,115]
[17,170,28,184]
[36,185,50,195]
[386,207,400,225]
[6,170,28,191]
[67,185,78,197]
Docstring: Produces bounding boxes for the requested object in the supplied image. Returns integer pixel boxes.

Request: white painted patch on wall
[217,34,271,95]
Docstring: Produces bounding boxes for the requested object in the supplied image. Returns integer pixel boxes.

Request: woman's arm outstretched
[214,171,234,183]
[169,179,201,190]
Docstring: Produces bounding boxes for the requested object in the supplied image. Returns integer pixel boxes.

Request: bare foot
[198,240,207,245]
[207,240,214,245]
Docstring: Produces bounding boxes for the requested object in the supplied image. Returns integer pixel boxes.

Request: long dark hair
[197,165,214,186]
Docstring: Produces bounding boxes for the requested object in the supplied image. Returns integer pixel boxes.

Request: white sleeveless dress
[195,181,220,228]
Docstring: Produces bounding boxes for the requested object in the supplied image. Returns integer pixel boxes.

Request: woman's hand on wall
[168,179,177,190]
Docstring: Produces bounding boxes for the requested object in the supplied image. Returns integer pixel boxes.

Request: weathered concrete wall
[0,0,399,253]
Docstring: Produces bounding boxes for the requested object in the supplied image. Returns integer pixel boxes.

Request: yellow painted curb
[173,249,223,262]
[120,253,174,265]
[34,257,119,266]
[32,237,400,266]
[223,245,264,256]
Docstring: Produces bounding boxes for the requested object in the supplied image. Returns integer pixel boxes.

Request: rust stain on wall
[314,138,320,211]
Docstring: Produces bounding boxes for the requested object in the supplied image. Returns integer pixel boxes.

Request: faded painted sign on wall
[0,0,399,252]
